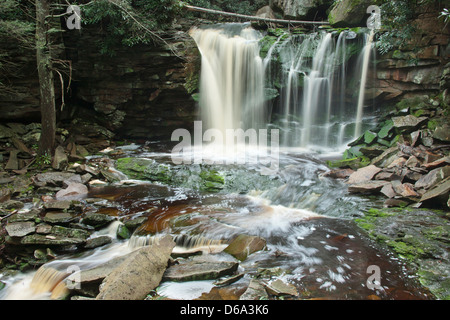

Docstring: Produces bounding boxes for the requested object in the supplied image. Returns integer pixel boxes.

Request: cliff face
[62,20,200,141]
[0,18,200,142]
[370,5,450,105]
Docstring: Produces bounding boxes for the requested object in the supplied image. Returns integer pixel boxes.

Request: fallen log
[182,3,330,26]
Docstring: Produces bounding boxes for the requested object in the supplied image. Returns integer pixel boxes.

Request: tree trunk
[35,0,56,156]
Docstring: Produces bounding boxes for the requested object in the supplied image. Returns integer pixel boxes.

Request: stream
[0,144,433,300]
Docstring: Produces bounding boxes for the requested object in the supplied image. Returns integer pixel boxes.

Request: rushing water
[190,23,377,153]
[0,147,431,300]
[0,24,432,300]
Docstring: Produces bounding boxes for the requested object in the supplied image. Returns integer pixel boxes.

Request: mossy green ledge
[355,207,450,299]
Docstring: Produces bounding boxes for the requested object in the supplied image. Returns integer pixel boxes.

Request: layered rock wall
[0,19,199,141]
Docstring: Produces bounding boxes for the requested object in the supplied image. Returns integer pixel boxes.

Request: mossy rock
[354,207,450,299]
[115,157,280,194]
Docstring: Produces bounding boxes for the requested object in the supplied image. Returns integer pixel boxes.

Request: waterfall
[190,24,266,134]
[354,29,375,139]
[267,29,374,151]
[190,24,374,153]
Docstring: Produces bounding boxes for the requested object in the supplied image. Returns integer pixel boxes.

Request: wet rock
[224,234,267,261]
[84,236,112,249]
[239,279,268,300]
[76,254,131,287]
[264,278,298,296]
[355,208,450,299]
[163,256,239,282]
[96,235,175,300]
[347,165,382,184]
[116,224,131,239]
[81,213,116,227]
[371,147,399,168]
[5,222,36,237]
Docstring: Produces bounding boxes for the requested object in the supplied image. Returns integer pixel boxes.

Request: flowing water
[0,148,432,300]
[0,24,432,300]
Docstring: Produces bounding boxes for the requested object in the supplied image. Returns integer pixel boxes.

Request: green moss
[427,119,438,131]
[199,169,224,192]
[386,240,426,261]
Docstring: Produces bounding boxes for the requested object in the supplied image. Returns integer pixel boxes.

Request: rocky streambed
[0,106,449,300]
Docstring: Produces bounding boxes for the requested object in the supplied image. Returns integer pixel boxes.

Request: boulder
[96,235,175,300]
[224,234,267,261]
[271,0,334,20]
[84,236,112,249]
[328,0,373,27]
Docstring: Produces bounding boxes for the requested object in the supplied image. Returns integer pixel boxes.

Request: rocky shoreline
[323,94,450,299]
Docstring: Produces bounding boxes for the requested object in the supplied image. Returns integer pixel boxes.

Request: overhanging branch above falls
[182,3,330,26]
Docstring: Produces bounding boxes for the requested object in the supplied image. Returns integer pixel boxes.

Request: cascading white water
[190,24,266,133]
[354,29,375,139]
[190,24,374,154]
[267,29,374,152]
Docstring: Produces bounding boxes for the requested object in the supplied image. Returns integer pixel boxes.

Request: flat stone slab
[163,257,239,282]
[347,165,382,184]
[96,235,175,300]
[348,181,390,194]
[5,222,35,237]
